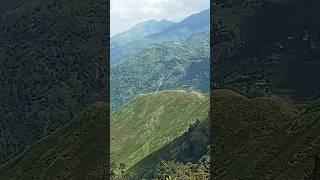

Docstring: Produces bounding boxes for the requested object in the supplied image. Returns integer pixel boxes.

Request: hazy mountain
[0,0,108,164]
[111,19,176,45]
[150,9,210,37]
[111,9,210,65]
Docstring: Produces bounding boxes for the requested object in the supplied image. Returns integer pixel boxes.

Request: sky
[111,0,210,36]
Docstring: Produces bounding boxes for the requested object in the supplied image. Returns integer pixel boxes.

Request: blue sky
[111,0,210,36]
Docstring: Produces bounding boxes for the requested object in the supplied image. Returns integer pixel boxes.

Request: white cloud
[111,0,210,36]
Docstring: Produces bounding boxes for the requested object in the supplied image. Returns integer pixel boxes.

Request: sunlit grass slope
[111,90,209,174]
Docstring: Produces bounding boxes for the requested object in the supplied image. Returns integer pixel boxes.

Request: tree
[110,161,118,171]
[119,162,126,175]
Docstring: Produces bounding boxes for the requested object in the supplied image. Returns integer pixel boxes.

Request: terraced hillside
[111,90,209,178]
[0,0,108,163]
[0,102,109,180]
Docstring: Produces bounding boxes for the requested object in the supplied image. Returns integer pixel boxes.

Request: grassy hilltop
[111,90,209,178]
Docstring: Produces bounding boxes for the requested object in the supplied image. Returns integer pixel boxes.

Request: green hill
[111,40,210,110]
[111,90,209,178]
[0,102,109,180]
[127,115,210,179]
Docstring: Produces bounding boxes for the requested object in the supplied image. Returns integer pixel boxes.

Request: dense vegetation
[0,0,108,164]
[111,41,209,109]
[213,0,320,102]
[211,90,320,179]
[212,1,320,179]
[0,102,109,179]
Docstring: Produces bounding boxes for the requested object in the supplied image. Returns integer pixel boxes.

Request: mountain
[3,89,320,179]
[111,90,209,178]
[113,89,320,179]
[129,115,210,180]
[111,9,210,65]
[212,0,320,179]
[212,90,320,179]
[151,9,210,37]
[0,102,109,180]
[111,19,176,45]
[213,0,320,102]
[0,0,108,164]
[0,0,28,14]
[0,90,209,179]
[111,39,210,109]
[111,19,176,64]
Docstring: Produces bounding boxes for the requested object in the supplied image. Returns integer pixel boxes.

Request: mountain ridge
[111,8,210,65]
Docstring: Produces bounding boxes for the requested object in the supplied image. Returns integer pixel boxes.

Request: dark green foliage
[0,0,108,164]
[213,0,320,102]
[212,1,320,178]
[0,102,109,179]
[152,156,210,180]
[211,90,320,179]
[119,163,126,175]
[111,40,209,110]
[310,155,320,180]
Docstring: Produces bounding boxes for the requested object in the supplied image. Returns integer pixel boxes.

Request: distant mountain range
[111,9,210,109]
[111,9,210,65]
[111,19,175,46]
